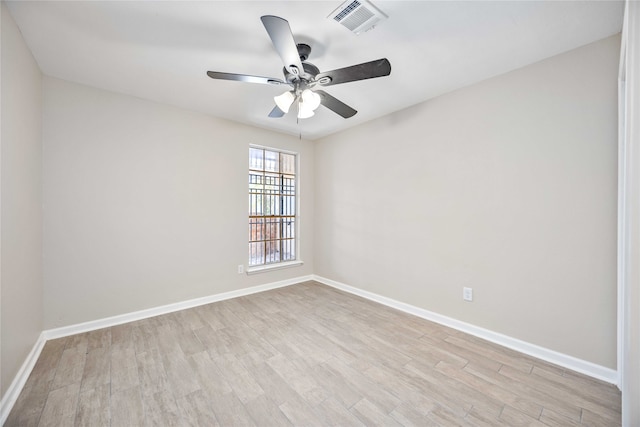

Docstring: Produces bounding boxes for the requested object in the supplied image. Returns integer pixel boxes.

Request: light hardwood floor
[6,281,621,426]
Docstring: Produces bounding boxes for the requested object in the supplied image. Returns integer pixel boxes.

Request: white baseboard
[44,275,314,340]
[0,332,46,425]
[312,275,618,386]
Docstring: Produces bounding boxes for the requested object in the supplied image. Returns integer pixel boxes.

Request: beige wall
[314,35,620,368]
[1,2,44,395]
[42,77,314,329]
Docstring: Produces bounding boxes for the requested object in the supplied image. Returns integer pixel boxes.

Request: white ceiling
[6,1,624,140]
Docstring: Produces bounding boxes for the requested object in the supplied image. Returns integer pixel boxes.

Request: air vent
[328,0,388,34]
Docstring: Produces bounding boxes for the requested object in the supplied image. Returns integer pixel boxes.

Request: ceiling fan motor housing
[297,43,311,61]
[284,62,320,85]
[282,44,319,85]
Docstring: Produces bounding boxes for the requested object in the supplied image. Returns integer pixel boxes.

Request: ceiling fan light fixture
[297,89,321,119]
[274,90,295,113]
[297,103,315,119]
[301,89,321,111]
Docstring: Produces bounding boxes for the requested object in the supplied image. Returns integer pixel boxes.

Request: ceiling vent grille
[328,0,388,34]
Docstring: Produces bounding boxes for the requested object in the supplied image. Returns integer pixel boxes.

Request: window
[248,146,297,267]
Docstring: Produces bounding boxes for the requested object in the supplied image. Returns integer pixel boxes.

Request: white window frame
[246,145,303,274]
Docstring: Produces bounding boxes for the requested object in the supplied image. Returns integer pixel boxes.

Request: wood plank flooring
[6,281,621,426]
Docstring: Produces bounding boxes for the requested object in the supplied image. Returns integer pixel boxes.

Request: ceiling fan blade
[207,71,284,85]
[315,90,357,118]
[315,58,391,87]
[260,15,304,77]
[268,105,285,118]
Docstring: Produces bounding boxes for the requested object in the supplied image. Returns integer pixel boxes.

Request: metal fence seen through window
[249,147,296,266]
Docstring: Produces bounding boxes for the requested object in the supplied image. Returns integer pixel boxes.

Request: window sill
[246,260,304,275]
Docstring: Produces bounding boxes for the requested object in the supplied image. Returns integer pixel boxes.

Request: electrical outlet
[463,287,473,302]
[237,264,244,274]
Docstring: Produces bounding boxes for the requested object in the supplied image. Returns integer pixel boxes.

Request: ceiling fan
[206,15,391,120]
